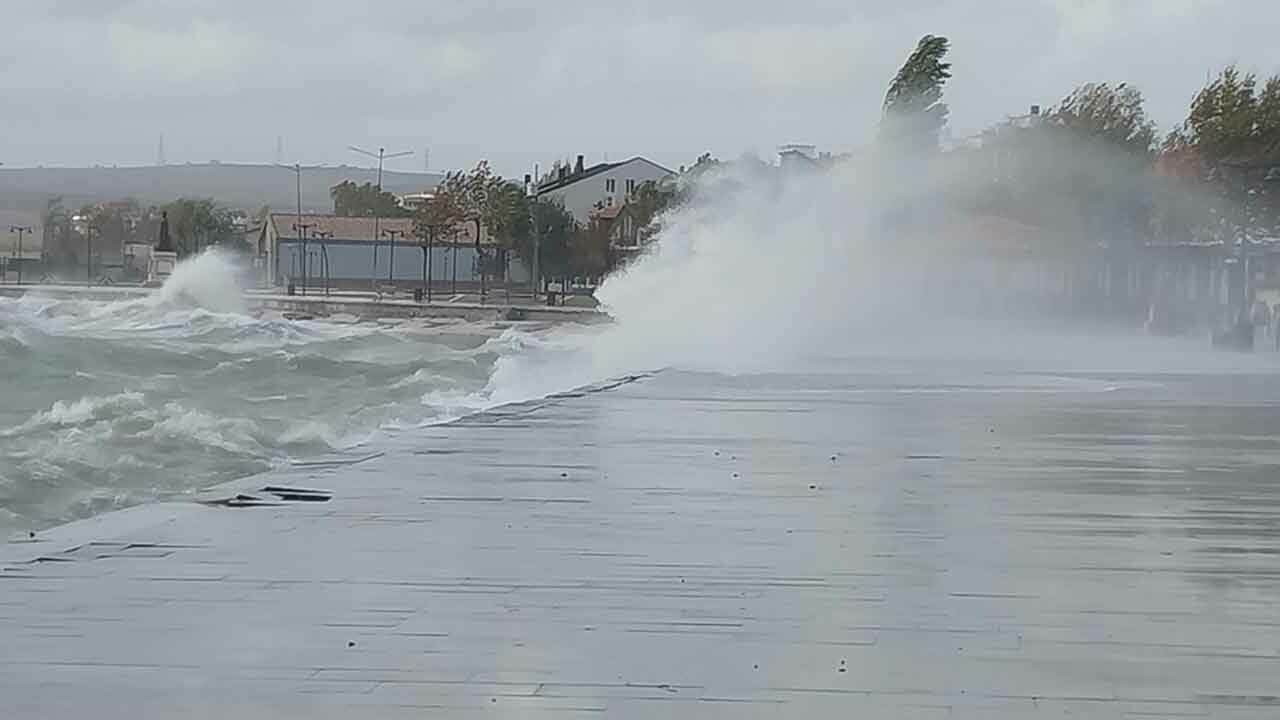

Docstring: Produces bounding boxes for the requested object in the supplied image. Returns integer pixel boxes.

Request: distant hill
[0,163,442,214]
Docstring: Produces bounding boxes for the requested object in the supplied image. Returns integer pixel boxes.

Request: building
[396,192,435,213]
[257,213,529,290]
[536,155,674,224]
[591,202,643,251]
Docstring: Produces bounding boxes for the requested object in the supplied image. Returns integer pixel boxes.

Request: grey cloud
[1,1,1277,177]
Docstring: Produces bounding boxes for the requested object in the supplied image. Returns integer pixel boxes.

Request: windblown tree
[1180,66,1270,164]
[160,198,234,256]
[1159,66,1280,241]
[42,196,75,268]
[525,199,577,280]
[1050,83,1156,156]
[330,180,409,218]
[879,35,952,154]
[968,81,1160,249]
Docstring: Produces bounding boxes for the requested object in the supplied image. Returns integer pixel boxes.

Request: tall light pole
[313,230,333,295]
[85,224,96,286]
[383,228,405,284]
[348,145,413,292]
[9,225,31,285]
[293,223,315,295]
[275,163,326,292]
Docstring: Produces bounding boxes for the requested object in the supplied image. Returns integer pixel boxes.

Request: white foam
[155,249,248,315]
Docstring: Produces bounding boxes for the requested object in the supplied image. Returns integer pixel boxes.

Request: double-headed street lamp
[9,225,31,284]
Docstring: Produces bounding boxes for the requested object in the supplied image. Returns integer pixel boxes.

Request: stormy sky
[1,0,1277,176]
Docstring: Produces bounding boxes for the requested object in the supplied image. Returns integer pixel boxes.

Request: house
[536,155,674,224]
[258,213,528,290]
[397,192,434,212]
[591,202,644,251]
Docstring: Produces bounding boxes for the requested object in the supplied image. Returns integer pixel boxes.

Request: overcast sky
[1,0,1277,177]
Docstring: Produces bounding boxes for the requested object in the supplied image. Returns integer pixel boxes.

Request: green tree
[42,196,74,267]
[330,181,410,218]
[1050,83,1156,156]
[161,198,234,256]
[880,35,952,154]
[1178,65,1280,164]
[523,198,577,279]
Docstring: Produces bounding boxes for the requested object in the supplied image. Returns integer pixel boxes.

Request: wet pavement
[3,367,1280,718]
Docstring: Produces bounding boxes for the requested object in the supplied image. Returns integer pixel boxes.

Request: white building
[535,155,674,224]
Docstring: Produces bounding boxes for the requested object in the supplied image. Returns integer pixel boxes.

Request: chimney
[575,155,584,174]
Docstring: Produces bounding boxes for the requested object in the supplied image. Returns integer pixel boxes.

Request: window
[605,178,616,193]
[626,179,636,194]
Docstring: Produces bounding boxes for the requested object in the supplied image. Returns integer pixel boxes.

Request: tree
[1174,65,1280,165]
[41,196,74,267]
[880,35,952,154]
[1049,83,1156,156]
[523,198,577,280]
[161,198,234,256]
[569,216,613,278]
[1161,66,1280,242]
[330,180,409,218]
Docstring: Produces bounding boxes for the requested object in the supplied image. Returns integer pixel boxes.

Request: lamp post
[383,228,405,284]
[348,145,413,291]
[293,223,315,295]
[85,224,96,286]
[275,162,326,291]
[313,230,333,295]
[9,225,31,285]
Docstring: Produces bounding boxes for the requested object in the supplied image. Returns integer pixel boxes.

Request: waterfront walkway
[3,369,1280,718]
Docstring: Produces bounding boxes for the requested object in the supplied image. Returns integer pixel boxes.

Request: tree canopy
[880,35,952,153]
[1049,82,1156,156]
[160,198,236,255]
[330,181,410,218]
[1167,66,1280,168]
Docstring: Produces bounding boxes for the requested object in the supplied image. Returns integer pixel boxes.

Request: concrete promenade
[3,369,1280,717]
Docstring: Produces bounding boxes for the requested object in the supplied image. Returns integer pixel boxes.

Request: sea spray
[156,248,249,314]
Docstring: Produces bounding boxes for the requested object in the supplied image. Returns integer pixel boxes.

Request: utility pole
[348,145,413,292]
[383,228,405,284]
[475,217,486,301]
[9,225,31,285]
[526,173,540,300]
[276,163,325,292]
[85,224,96,286]
[424,225,434,303]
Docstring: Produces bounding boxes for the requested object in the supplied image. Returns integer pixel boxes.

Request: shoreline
[0,282,611,324]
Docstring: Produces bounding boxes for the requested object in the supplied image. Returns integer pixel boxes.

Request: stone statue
[156,211,173,252]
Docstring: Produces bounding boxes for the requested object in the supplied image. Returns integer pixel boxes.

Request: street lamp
[383,228,405,284]
[85,224,96,286]
[313,230,333,295]
[292,222,315,295]
[9,225,31,285]
[348,145,413,291]
[275,162,327,291]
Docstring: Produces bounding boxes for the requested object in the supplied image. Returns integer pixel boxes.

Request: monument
[146,211,178,286]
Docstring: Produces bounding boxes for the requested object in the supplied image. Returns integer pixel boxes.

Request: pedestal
[147,251,178,286]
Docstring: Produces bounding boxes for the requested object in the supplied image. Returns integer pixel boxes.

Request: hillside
[0,163,442,214]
